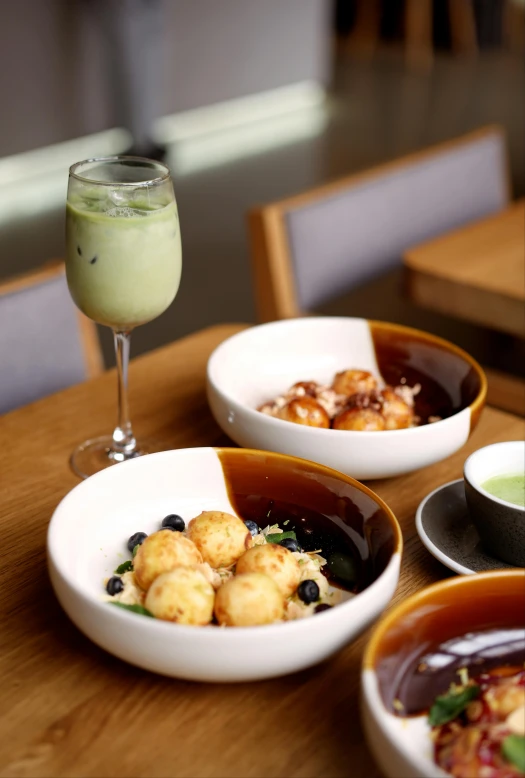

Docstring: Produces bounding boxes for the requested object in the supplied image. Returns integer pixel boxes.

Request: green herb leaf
[114,560,133,575]
[266,531,297,544]
[428,684,480,727]
[327,552,356,584]
[132,544,140,557]
[109,602,154,617]
[502,735,525,773]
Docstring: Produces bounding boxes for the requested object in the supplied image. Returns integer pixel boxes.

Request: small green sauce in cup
[481,474,525,507]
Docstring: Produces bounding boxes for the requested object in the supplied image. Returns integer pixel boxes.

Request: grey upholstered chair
[247,125,525,416]
[0,262,103,415]
[248,125,510,322]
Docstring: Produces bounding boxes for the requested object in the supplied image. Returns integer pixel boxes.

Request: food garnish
[428,684,481,726]
[114,560,133,575]
[502,735,525,773]
[109,602,154,617]
[127,531,147,554]
[266,531,298,545]
[429,667,525,777]
[161,514,185,532]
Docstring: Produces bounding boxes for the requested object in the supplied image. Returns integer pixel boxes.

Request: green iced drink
[66,196,181,329]
[65,156,182,479]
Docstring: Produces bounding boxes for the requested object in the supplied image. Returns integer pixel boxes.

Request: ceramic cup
[464,440,525,567]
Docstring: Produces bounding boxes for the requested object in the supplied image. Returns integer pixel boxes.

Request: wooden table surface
[1,323,524,778]
[404,199,525,337]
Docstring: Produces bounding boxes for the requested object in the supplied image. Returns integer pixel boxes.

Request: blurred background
[0,0,523,367]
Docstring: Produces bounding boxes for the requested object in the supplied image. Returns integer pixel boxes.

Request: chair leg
[503,0,525,54]
[484,367,525,417]
[346,0,382,58]
[448,0,478,55]
[405,0,434,70]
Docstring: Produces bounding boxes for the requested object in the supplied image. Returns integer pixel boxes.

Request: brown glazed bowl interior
[216,448,402,587]
[369,321,486,431]
[363,570,525,713]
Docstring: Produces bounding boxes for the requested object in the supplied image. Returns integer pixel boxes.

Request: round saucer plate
[416,478,515,575]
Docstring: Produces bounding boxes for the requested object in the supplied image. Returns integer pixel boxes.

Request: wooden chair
[248,124,524,416]
[341,0,478,69]
[0,261,103,415]
[503,0,525,54]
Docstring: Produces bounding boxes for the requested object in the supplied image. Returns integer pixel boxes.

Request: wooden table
[404,200,525,338]
[1,324,523,778]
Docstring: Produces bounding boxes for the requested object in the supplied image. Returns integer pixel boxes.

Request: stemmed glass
[65,157,182,478]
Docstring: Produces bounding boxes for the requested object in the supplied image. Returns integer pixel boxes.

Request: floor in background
[1,49,523,368]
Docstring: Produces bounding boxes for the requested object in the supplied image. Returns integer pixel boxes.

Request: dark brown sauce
[370,322,482,423]
[372,574,525,717]
[382,627,525,716]
[217,449,398,593]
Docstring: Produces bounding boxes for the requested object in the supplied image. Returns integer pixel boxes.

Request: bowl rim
[48,446,403,637]
[464,441,525,511]
[207,317,487,437]
[362,568,523,672]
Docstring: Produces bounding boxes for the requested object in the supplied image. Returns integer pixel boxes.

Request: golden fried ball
[236,543,301,598]
[134,530,202,591]
[214,572,284,626]
[276,397,330,428]
[289,381,318,397]
[186,511,252,569]
[144,567,215,625]
[333,407,386,431]
[380,388,414,430]
[332,370,378,397]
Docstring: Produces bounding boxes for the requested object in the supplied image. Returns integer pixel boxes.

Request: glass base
[70,435,159,479]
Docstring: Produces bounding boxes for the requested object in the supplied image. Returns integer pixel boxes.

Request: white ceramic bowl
[207,318,486,480]
[361,570,525,778]
[47,447,402,682]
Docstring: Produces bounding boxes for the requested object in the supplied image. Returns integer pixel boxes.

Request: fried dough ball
[276,397,330,428]
[144,567,215,625]
[333,407,386,431]
[236,543,301,598]
[485,681,525,719]
[380,388,414,430]
[289,381,318,397]
[134,530,203,591]
[332,370,378,397]
[187,511,252,569]
[214,572,284,626]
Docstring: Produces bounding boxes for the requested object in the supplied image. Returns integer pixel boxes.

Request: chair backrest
[248,125,510,322]
[0,262,103,415]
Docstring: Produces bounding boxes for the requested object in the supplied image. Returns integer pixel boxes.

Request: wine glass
[65,157,182,478]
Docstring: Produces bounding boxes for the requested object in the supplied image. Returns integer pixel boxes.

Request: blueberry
[127,532,147,553]
[161,514,185,532]
[297,579,320,604]
[244,520,259,537]
[280,537,300,553]
[314,603,332,614]
[106,576,124,596]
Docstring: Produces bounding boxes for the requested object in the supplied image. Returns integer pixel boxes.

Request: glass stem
[112,330,137,457]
